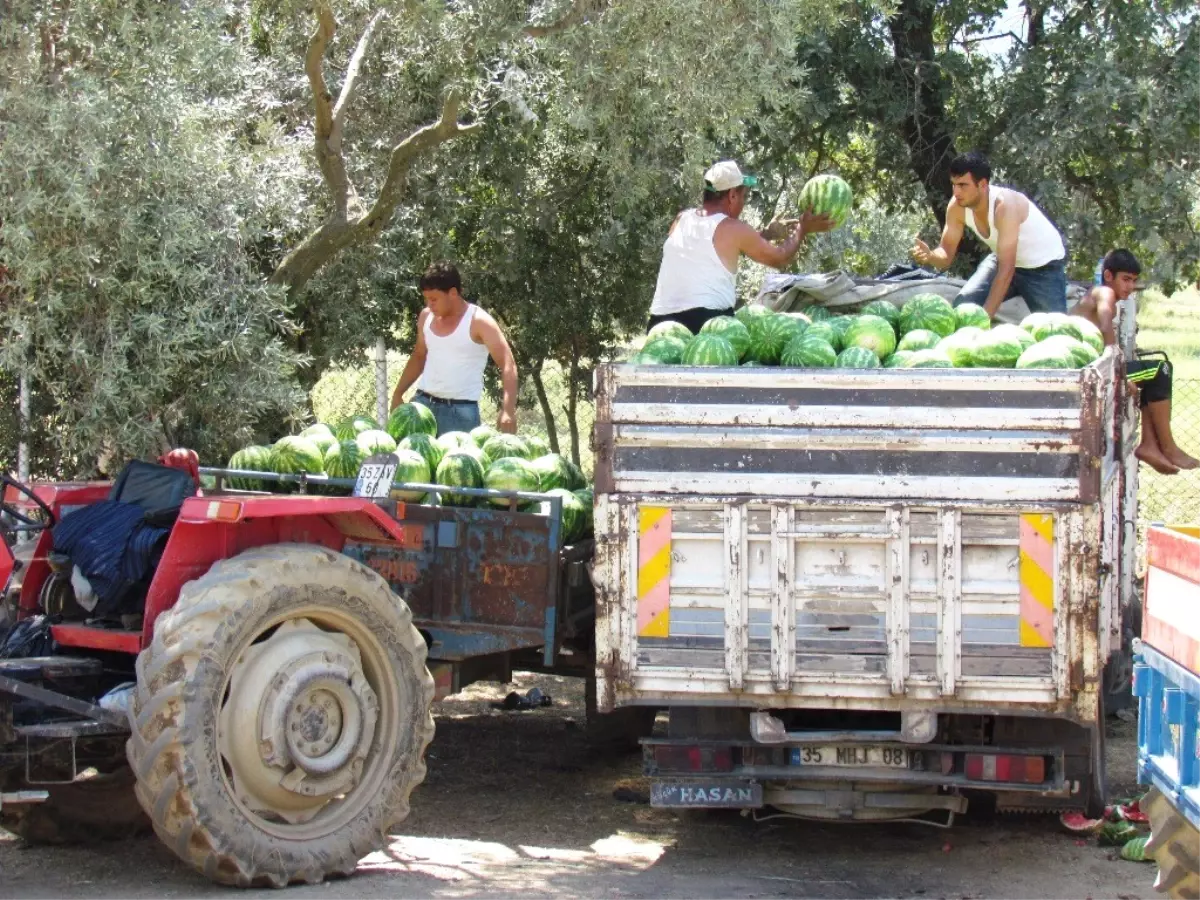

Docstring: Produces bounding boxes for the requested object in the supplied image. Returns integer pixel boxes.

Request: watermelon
[470,424,499,448]
[954,302,992,331]
[859,300,900,331]
[437,431,478,456]
[529,453,586,492]
[543,488,587,544]
[272,436,326,477]
[482,433,532,467]
[1025,312,1084,343]
[399,432,444,474]
[797,173,853,228]
[523,434,550,457]
[227,445,273,491]
[741,360,769,367]
[799,304,833,323]
[734,304,774,329]
[387,402,437,443]
[896,329,942,352]
[682,333,738,366]
[389,449,431,502]
[992,323,1036,352]
[784,311,812,327]
[900,294,957,337]
[1015,341,1081,370]
[700,316,752,359]
[323,439,364,482]
[642,335,688,364]
[300,423,337,455]
[484,456,540,506]
[355,429,397,457]
[334,414,378,442]
[434,451,485,506]
[937,326,986,368]
[828,315,855,344]
[626,352,665,365]
[844,314,897,359]
[1038,334,1098,367]
[573,487,594,538]
[906,348,954,369]
[835,346,880,368]
[883,351,914,368]
[781,336,837,368]
[804,321,841,351]
[1070,316,1104,354]
[749,313,806,365]
[971,329,1026,368]
[647,320,695,343]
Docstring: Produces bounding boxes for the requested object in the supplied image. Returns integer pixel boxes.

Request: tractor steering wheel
[0,473,56,533]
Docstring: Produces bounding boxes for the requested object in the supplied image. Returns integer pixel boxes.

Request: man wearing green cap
[648,160,834,333]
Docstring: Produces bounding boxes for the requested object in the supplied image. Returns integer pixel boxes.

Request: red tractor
[1,456,619,886]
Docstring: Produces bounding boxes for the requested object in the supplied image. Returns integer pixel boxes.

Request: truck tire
[1144,788,1200,900]
[0,769,148,844]
[126,544,435,887]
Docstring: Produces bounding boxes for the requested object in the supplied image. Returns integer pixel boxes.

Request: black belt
[414,390,477,407]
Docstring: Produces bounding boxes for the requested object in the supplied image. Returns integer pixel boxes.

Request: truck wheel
[0,770,148,843]
[1144,788,1200,900]
[126,545,435,887]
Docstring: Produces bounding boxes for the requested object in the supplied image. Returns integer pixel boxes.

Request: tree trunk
[529,361,560,454]
[886,0,958,226]
[566,353,581,467]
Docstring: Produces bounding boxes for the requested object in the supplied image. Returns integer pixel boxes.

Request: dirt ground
[0,673,1156,899]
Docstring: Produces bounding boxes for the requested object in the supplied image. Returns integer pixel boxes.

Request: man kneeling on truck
[647,160,833,334]
[1071,248,1198,474]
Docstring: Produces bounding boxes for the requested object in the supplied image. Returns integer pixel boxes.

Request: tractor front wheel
[126,544,435,887]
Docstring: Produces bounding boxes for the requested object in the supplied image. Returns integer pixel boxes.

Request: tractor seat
[107,458,198,528]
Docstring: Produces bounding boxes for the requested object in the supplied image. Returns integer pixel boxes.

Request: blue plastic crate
[1134,639,1200,829]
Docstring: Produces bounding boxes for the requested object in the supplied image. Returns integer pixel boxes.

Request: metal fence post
[374,337,388,425]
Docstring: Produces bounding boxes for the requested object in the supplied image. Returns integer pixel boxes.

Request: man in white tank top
[910,151,1068,318]
[648,160,834,333]
[390,262,518,435]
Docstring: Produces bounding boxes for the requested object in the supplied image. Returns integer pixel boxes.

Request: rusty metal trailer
[591,343,1138,821]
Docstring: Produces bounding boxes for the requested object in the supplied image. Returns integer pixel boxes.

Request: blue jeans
[955,253,1068,314]
[412,392,481,436]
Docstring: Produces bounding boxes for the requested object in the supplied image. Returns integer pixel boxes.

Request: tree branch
[306,3,335,143]
[333,10,385,132]
[524,0,611,38]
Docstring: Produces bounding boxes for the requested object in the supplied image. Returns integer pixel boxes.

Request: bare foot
[1163,447,1199,470]
[1136,445,1181,475]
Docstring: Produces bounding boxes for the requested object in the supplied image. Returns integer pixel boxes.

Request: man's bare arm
[981,201,1022,317]
[390,310,429,411]
[1091,287,1119,347]
[473,310,518,433]
[911,200,964,270]
[734,211,834,269]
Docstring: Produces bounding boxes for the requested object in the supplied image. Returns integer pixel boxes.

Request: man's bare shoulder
[944,197,965,221]
[994,187,1029,219]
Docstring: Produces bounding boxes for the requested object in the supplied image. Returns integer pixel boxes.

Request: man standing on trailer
[390,261,518,436]
[648,160,834,334]
[910,151,1068,318]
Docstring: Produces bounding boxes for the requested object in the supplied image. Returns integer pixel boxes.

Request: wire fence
[1137,378,1200,527]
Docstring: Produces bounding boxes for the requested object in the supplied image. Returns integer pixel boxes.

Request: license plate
[650,780,763,808]
[354,454,399,498]
[789,745,911,768]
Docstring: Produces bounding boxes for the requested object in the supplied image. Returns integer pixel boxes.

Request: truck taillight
[653,745,734,773]
[964,753,1046,784]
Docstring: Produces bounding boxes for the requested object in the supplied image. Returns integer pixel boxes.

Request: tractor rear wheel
[126,544,435,887]
[1144,788,1200,900]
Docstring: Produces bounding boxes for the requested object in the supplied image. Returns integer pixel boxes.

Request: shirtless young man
[1072,248,1197,474]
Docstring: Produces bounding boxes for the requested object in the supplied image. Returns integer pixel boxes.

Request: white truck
[591,304,1139,823]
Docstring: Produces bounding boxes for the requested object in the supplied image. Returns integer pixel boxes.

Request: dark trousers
[647,306,730,335]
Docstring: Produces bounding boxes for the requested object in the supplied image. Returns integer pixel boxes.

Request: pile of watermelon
[224,403,595,545]
[628,295,1104,371]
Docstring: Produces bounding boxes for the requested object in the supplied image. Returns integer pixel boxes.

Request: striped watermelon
[484,456,540,506]
[804,321,841,352]
[647,320,695,342]
[434,451,484,506]
[1037,335,1098,367]
[954,303,992,331]
[1070,316,1104,353]
[700,316,752,358]
[844,314,897,359]
[937,326,986,367]
[992,323,1035,352]
[389,449,431,502]
[749,313,806,365]
[799,304,833,323]
[900,294,957,337]
[1024,312,1083,343]
[1015,341,1081,370]
[797,173,853,228]
[273,436,326,477]
[387,402,437,442]
[781,336,837,368]
[642,335,688,364]
[355,429,397,457]
[859,300,900,331]
[334,414,378,442]
[734,304,774,328]
[883,351,914,368]
[437,431,478,457]
[523,434,551,457]
[300,423,337,455]
[470,425,498,448]
[897,328,943,352]
[227,445,274,491]
[906,348,954,368]
[970,329,1025,368]
[399,432,444,474]
[835,346,880,368]
[682,333,738,366]
[323,440,364,481]
[482,433,532,467]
